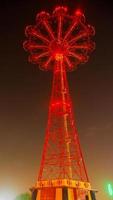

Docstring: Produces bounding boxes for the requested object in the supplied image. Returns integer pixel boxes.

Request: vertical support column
[87,191,92,200]
[36,190,41,200]
[68,188,74,200]
[60,60,72,178]
[73,188,77,200]
[55,188,62,200]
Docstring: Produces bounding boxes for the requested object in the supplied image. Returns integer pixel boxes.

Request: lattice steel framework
[23,6,95,200]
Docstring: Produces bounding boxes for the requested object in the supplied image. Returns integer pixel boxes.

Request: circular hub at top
[49,40,68,61]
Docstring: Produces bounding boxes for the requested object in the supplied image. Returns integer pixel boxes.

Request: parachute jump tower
[23,6,96,200]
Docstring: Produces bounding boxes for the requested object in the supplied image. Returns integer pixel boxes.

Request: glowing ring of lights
[23,6,95,71]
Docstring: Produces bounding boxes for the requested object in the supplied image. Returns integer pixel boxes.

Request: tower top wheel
[23,6,95,71]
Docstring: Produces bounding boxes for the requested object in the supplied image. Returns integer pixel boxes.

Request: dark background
[0,0,113,199]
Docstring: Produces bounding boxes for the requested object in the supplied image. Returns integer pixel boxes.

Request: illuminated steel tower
[23,6,96,200]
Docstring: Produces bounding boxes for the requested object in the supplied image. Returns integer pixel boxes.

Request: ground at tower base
[31,179,97,200]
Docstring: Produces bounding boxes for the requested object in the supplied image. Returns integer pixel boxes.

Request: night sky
[0,0,113,199]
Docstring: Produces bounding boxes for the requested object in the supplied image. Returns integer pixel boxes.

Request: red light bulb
[75,9,83,16]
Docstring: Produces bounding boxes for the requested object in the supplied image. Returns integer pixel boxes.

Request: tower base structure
[31,179,96,200]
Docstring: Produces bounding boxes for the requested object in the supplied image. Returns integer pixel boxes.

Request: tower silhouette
[23,6,96,200]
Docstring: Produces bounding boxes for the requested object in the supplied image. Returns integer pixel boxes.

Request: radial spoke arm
[69,44,91,50]
[29,51,49,62]
[31,29,50,44]
[58,16,62,41]
[68,32,88,45]
[43,56,53,68]
[63,20,78,41]
[64,56,73,70]
[24,42,49,51]
[43,20,55,40]
[30,44,48,49]
[69,51,87,61]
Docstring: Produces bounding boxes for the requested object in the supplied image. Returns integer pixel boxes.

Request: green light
[108,183,113,196]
